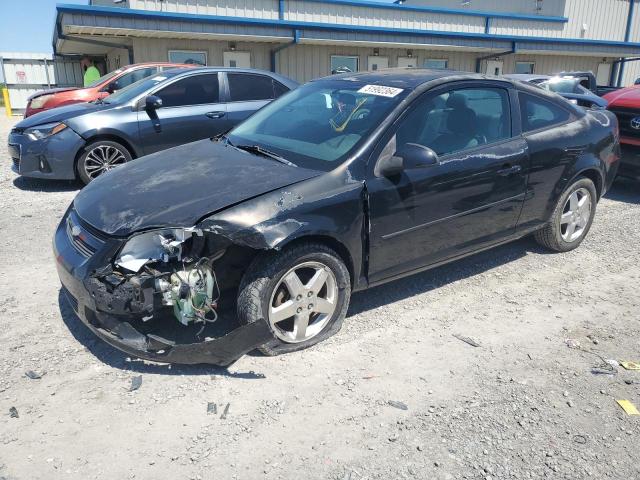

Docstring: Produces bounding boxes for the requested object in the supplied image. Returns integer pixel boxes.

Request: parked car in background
[554,71,622,97]
[505,74,608,108]
[53,70,620,365]
[24,62,192,117]
[9,67,297,184]
[604,85,640,179]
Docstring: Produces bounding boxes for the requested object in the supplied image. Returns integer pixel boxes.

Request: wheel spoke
[577,194,588,210]
[293,312,310,341]
[565,221,576,240]
[306,267,328,293]
[270,299,297,323]
[560,211,572,224]
[569,192,579,212]
[314,297,335,315]
[578,211,590,228]
[283,271,305,298]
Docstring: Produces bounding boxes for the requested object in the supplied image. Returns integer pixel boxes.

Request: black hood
[16,101,110,128]
[74,140,322,236]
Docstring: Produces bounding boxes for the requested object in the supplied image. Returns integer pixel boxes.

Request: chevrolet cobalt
[54,70,620,365]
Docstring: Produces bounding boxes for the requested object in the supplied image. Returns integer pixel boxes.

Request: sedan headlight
[29,94,54,110]
[24,122,68,141]
[115,228,199,272]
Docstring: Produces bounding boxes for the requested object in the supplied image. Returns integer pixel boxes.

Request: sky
[0,0,88,55]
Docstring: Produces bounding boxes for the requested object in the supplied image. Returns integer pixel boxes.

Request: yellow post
[2,87,12,117]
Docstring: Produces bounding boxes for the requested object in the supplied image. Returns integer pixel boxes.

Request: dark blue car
[8,67,297,184]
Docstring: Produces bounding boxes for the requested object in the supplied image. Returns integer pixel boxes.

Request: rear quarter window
[519,92,572,133]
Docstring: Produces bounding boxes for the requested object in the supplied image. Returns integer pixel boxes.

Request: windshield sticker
[358,85,404,98]
[330,97,368,132]
[151,76,167,81]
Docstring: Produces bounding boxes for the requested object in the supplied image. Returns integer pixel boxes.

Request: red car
[24,62,192,118]
[604,86,640,179]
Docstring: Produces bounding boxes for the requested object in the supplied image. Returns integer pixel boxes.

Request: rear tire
[77,139,132,185]
[534,176,597,252]
[237,243,351,356]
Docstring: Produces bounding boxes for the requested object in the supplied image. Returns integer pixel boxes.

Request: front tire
[237,243,351,356]
[77,140,132,185]
[534,176,597,252]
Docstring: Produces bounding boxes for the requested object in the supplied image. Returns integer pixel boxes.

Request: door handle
[205,111,226,119]
[497,164,522,176]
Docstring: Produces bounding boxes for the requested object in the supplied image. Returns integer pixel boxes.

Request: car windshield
[538,78,580,94]
[103,70,185,104]
[85,69,122,88]
[227,80,408,171]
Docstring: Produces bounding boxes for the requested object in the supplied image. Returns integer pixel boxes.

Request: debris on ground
[620,361,640,370]
[9,407,19,418]
[207,402,217,414]
[616,400,640,415]
[220,403,230,419]
[453,334,481,347]
[565,338,581,349]
[24,370,44,380]
[387,400,408,410]
[573,435,587,444]
[129,375,143,392]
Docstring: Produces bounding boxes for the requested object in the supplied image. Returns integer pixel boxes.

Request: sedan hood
[604,86,640,109]
[74,139,322,236]
[15,101,109,128]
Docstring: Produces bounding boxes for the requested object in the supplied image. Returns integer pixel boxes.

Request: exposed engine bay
[88,228,223,332]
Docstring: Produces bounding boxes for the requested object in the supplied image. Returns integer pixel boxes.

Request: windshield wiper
[211,129,234,146]
[234,144,297,167]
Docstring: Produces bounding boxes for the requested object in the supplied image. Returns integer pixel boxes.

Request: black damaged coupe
[54,69,620,365]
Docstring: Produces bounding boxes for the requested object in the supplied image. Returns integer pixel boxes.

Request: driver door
[366,83,529,283]
[137,72,229,155]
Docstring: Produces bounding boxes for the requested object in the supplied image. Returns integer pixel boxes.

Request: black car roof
[313,68,491,89]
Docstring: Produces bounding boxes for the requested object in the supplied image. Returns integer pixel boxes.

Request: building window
[168,50,207,66]
[424,59,448,69]
[515,62,535,74]
[331,55,359,74]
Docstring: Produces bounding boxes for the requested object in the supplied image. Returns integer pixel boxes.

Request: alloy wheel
[83,144,128,179]
[560,187,592,242]
[268,261,338,343]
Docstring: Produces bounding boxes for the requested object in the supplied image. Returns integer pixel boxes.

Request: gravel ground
[1,114,640,480]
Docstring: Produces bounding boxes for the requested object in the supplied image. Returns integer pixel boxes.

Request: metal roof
[54,3,640,57]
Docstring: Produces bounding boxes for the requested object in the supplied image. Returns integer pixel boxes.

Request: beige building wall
[129,37,621,84]
[132,37,275,70]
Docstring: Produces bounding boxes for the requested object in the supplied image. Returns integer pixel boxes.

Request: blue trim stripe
[279,0,285,20]
[56,3,640,50]
[299,0,568,23]
[625,0,637,42]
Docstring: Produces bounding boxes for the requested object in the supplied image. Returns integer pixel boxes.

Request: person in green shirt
[81,57,101,87]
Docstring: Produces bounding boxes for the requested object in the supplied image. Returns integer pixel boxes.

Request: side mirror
[145,95,163,111]
[378,143,438,177]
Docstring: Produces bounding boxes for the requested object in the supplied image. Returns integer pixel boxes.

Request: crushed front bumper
[53,209,272,366]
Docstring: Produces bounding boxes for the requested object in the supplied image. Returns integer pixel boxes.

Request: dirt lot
[1,114,640,480]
